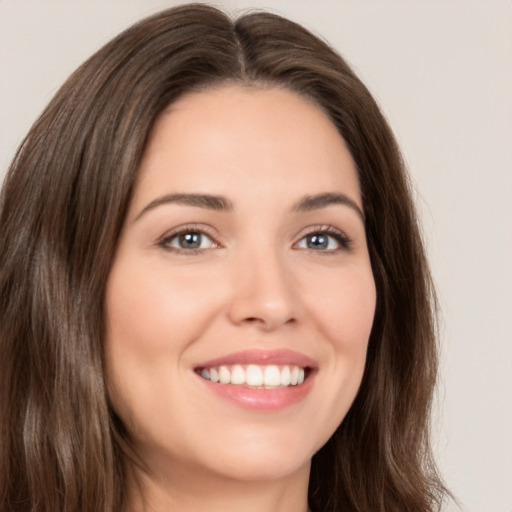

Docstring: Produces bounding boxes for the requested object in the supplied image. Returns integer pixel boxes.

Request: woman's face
[105,85,376,485]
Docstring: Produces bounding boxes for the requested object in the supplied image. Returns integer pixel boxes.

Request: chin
[193,425,323,482]
[203,449,312,483]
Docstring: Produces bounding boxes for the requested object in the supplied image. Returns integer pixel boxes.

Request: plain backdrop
[1,1,511,511]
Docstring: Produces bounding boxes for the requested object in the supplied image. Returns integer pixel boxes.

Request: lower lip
[197,373,315,411]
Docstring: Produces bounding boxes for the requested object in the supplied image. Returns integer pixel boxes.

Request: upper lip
[194,349,317,369]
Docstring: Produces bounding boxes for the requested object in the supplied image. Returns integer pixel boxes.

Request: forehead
[133,84,361,211]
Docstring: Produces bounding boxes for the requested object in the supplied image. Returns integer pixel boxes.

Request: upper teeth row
[200,364,305,387]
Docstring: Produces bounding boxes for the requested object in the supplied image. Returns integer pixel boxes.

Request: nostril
[227,286,300,330]
[242,316,296,327]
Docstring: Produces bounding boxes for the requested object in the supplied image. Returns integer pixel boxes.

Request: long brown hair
[0,4,448,511]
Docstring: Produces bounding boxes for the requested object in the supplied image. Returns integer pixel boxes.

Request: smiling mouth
[195,364,311,389]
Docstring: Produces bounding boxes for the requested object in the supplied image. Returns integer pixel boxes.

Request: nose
[226,248,300,331]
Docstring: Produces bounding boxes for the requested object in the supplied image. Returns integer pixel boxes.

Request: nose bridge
[227,238,299,330]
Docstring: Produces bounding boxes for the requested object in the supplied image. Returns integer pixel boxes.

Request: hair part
[0,4,448,511]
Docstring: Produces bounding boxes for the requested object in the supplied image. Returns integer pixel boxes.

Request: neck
[123,459,311,512]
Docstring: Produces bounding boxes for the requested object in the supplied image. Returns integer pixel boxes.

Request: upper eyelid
[157,223,221,246]
[156,223,352,248]
[294,224,351,240]
[293,225,353,251]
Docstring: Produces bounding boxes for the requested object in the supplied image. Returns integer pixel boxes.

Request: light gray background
[1,1,511,511]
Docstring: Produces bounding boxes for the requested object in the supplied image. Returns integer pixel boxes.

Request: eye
[159,228,218,252]
[295,228,352,252]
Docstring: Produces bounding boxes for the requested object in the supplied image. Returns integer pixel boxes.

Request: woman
[0,4,448,511]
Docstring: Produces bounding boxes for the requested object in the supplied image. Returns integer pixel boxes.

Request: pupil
[308,234,327,249]
[179,232,201,249]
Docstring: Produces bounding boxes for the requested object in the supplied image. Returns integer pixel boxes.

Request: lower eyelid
[157,226,220,251]
[294,227,352,250]
[298,236,347,251]
[157,225,353,252]
[171,233,214,249]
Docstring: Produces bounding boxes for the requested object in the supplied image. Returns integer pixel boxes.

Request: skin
[104,85,376,512]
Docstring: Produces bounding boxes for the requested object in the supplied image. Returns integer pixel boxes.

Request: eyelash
[157,224,353,254]
[157,224,219,254]
[295,225,353,253]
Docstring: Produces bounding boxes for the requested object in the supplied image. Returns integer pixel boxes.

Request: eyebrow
[293,192,365,222]
[134,193,233,221]
[134,191,364,223]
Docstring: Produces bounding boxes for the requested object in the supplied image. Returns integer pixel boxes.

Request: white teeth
[198,364,307,388]
[280,365,291,386]
[246,365,263,386]
[263,365,281,386]
[219,366,231,384]
[290,366,299,385]
[209,367,219,383]
[230,364,245,385]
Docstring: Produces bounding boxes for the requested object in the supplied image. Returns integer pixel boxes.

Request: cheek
[331,272,375,390]
[303,264,375,404]
[309,263,376,350]
[103,257,225,421]
[104,258,222,358]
